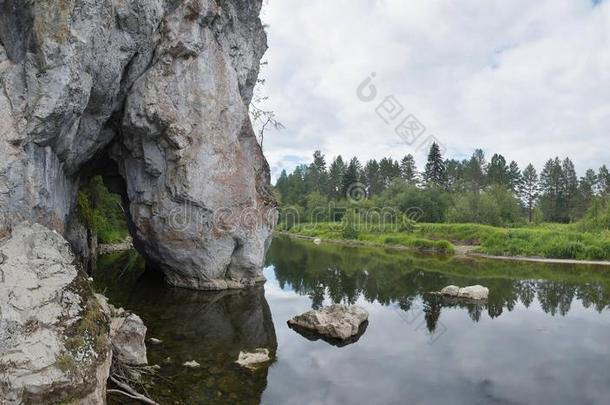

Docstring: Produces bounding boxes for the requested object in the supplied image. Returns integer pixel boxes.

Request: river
[96,235,610,405]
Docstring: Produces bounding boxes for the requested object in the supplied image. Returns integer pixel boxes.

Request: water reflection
[94,254,277,404]
[267,236,610,333]
[95,238,610,405]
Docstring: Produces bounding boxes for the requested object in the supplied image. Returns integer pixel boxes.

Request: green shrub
[544,241,585,259]
[585,246,606,260]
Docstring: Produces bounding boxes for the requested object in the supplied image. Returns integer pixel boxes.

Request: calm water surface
[95,236,610,405]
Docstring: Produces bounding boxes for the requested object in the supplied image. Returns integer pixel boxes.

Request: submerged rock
[0,223,112,404]
[235,348,272,370]
[287,304,369,342]
[0,0,274,290]
[440,285,489,300]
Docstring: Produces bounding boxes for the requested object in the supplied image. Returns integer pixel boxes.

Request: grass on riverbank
[283,222,456,254]
[282,222,610,261]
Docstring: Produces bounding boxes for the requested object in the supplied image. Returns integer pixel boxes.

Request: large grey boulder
[96,295,148,366]
[288,304,369,342]
[0,222,112,404]
[0,0,274,290]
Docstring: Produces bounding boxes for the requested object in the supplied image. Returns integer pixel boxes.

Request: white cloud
[256,0,610,180]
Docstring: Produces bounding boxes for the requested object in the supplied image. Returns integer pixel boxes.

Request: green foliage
[577,198,610,232]
[274,148,609,228]
[341,210,360,240]
[77,176,128,243]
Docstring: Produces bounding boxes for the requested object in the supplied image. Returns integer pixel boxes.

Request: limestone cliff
[0,0,275,289]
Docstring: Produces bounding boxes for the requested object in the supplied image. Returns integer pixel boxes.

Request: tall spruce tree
[307,150,328,193]
[424,143,447,188]
[508,161,522,192]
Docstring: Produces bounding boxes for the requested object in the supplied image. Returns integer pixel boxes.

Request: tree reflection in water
[266,236,610,333]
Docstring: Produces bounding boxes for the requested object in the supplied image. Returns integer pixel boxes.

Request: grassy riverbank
[283,222,610,261]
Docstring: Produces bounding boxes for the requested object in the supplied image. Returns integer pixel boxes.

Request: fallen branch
[109,376,159,405]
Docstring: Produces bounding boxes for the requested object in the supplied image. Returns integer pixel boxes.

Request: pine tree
[576,169,598,218]
[562,158,578,221]
[598,165,610,196]
[400,154,418,185]
[328,156,346,199]
[424,143,447,188]
[444,159,464,192]
[307,150,328,193]
[520,164,539,222]
[275,169,289,202]
[461,150,486,222]
[364,159,382,196]
[487,154,510,187]
[540,157,565,222]
[379,157,400,189]
[508,161,522,192]
[342,157,362,198]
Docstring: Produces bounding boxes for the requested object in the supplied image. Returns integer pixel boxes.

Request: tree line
[275,143,610,226]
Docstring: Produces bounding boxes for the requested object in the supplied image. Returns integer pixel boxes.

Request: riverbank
[281,222,610,264]
[275,231,455,255]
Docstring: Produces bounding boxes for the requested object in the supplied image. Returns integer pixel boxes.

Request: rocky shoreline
[0,223,148,404]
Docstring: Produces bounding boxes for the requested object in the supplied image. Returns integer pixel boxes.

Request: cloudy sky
[255,0,610,181]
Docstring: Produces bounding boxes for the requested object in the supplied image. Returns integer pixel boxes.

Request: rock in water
[0,0,274,290]
[95,296,149,367]
[287,305,369,341]
[0,222,112,404]
[440,285,460,296]
[183,360,201,369]
[458,285,489,300]
[440,285,489,300]
[235,348,272,370]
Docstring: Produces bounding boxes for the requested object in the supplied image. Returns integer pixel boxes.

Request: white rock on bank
[288,304,369,341]
[235,348,272,370]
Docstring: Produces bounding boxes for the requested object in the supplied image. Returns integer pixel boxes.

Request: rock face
[287,304,369,342]
[441,285,489,300]
[0,222,112,404]
[0,0,274,290]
